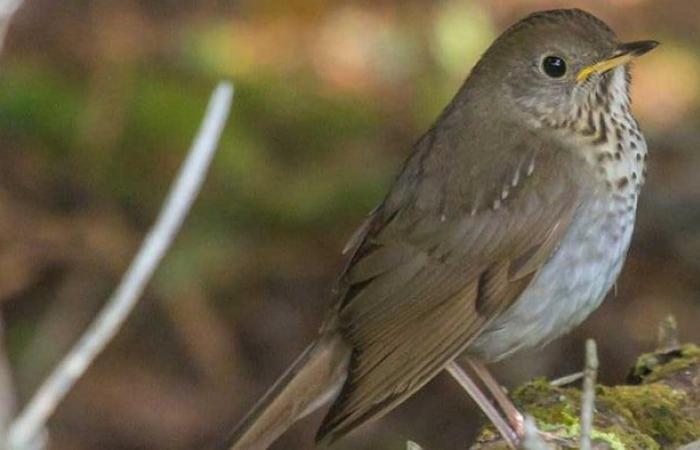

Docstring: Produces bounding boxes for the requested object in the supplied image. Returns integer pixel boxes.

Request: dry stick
[6,82,234,450]
[579,339,599,450]
[656,314,680,353]
[406,441,423,450]
[0,0,27,442]
[0,0,24,49]
[549,371,584,387]
[521,416,551,450]
[0,321,15,442]
[677,439,700,450]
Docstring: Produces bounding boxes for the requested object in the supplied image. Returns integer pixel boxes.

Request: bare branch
[0,0,24,50]
[579,339,599,450]
[677,439,700,450]
[0,0,26,443]
[549,371,583,387]
[0,320,15,441]
[7,82,234,450]
[521,416,552,450]
[657,314,680,353]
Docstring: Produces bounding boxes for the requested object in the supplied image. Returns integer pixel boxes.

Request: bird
[223,8,658,450]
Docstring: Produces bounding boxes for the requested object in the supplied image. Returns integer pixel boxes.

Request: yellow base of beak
[576,40,659,83]
[576,53,635,82]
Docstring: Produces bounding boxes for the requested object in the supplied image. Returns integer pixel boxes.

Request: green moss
[511,378,580,427]
[595,423,659,450]
[474,344,700,449]
[599,384,699,447]
[630,344,700,384]
[508,379,659,449]
[588,429,629,450]
[532,420,630,450]
[505,375,698,449]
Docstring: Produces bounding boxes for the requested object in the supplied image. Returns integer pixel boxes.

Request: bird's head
[466,9,658,131]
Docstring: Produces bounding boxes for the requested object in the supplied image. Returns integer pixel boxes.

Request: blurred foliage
[0,1,698,449]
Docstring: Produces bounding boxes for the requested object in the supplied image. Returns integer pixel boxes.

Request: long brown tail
[224,333,351,450]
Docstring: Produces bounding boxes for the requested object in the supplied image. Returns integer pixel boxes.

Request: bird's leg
[445,361,519,449]
[464,358,524,436]
[465,359,574,447]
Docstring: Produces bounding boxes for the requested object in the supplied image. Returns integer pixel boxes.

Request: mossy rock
[472,344,700,449]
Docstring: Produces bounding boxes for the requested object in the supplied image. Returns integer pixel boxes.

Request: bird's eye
[542,55,567,78]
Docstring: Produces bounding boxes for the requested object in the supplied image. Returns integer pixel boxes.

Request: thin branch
[0,320,15,442]
[579,339,599,450]
[549,371,583,387]
[677,439,700,450]
[406,441,423,450]
[0,0,26,443]
[0,0,23,49]
[656,314,680,353]
[521,416,552,450]
[7,82,234,450]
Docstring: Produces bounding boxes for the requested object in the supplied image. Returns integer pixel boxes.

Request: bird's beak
[576,40,659,83]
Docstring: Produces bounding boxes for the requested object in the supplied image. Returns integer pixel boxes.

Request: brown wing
[316,125,585,444]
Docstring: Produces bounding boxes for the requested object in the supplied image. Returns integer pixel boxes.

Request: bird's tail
[224,333,351,450]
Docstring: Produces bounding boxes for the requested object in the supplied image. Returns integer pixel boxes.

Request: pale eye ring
[541,55,567,78]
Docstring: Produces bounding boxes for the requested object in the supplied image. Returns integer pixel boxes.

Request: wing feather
[317,125,585,444]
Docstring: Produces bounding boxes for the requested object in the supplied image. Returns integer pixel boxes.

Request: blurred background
[0,0,698,449]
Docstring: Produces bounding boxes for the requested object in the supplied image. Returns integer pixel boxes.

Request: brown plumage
[223,8,657,449]
[316,123,581,443]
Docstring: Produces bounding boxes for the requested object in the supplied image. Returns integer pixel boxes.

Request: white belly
[468,66,647,362]
[468,188,637,362]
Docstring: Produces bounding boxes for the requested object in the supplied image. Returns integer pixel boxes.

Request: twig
[406,441,423,450]
[579,339,598,450]
[521,416,551,450]
[0,320,15,442]
[549,371,584,387]
[0,0,26,443]
[6,82,234,450]
[0,0,24,49]
[656,314,680,353]
[677,439,700,450]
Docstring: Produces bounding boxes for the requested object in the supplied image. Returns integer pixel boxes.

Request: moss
[508,379,663,449]
[511,378,580,427]
[630,344,700,384]
[473,343,700,449]
[503,376,698,448]
[588,430,628,450]
[537,421,630,450]
[594,424,659,450]
[598,384,699,447]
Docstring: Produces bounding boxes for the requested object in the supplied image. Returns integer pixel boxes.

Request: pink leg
[445,361,519,449]
[465,358,524,436]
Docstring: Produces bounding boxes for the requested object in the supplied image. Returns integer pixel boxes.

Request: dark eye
[542,55,567,78]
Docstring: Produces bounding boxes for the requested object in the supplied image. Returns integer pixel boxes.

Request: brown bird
[224,8,658,449]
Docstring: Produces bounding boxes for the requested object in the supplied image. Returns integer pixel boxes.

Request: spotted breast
[469,65,646,362]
